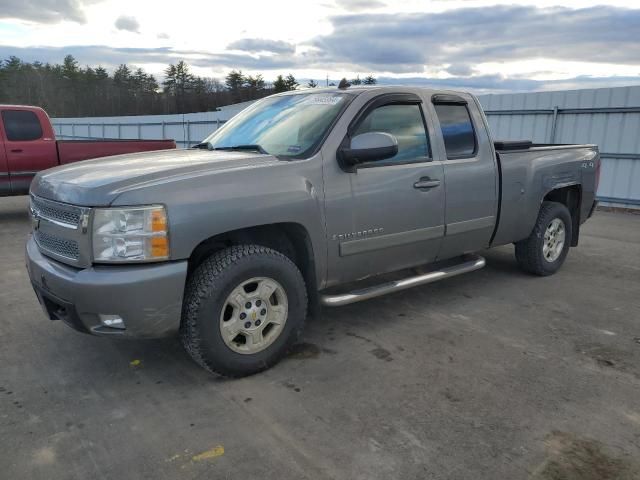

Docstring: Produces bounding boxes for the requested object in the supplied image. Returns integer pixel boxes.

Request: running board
[320,255,486,307]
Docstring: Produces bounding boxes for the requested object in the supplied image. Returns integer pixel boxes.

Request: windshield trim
[204,91,358,161]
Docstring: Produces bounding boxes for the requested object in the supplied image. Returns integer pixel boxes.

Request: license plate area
[31,283,88,333]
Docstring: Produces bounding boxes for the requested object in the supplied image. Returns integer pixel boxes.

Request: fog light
[99,314,125,329]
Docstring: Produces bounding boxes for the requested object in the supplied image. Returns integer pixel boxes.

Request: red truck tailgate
[57,139,176,165]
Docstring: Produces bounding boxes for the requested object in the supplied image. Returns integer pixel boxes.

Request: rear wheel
[515,201,572,276]
[181,245,307,377]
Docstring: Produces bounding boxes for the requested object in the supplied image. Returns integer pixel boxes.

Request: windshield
[202,92,351,158]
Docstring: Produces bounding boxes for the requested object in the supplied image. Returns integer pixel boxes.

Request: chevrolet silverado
[25,87,600,376]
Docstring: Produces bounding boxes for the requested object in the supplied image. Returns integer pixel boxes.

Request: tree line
[0,55,377,118]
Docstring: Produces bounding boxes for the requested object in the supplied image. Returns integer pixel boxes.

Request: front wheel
[515,201,572,276]
[180,245,307,377]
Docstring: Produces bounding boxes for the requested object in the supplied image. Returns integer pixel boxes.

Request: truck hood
[31,148,282,206]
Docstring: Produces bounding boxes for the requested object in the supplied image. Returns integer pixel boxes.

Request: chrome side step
[320,255,486,307]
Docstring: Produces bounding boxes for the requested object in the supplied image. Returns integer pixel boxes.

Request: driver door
[323,93,445,285]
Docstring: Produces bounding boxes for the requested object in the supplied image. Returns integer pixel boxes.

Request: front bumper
[26,235,188,338]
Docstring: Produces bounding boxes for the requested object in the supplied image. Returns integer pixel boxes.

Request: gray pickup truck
[26,86,600,376]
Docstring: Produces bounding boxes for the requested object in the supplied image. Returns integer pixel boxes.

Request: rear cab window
[433,102,477,159]
[1,110,43,141]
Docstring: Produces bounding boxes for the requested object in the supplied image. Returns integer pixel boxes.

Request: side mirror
[339,132,398,167]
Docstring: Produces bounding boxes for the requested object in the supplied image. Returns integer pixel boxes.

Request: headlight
[92,205,169,263]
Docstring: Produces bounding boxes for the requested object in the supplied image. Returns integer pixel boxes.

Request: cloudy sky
[0,0,639,92]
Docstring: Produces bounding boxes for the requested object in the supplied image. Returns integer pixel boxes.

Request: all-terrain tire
[515,201,572,276]
[180,245,307,377]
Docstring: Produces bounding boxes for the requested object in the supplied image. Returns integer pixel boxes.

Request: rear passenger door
[429,94,498,260]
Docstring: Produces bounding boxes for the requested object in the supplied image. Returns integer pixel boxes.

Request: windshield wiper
[193,143,269,154]
[192,142,213,150]
[212,144,268,155]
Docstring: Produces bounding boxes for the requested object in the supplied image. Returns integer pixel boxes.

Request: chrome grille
[29,195,91,267]
[30,195,81,228]
[34,230,80,260]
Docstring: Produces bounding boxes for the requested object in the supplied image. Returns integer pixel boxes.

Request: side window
[1,110,43,141]
[353,104,429,163]
[433,103,476,158]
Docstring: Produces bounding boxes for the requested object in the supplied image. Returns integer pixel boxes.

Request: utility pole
[326,74,329,87]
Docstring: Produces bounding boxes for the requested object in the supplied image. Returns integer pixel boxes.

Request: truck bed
[491,142,599,247]
[56,139,176,165]
[494,140,597,151]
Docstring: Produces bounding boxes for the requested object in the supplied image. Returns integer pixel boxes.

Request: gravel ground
[1,195,639,480]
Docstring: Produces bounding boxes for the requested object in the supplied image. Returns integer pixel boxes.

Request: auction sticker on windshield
[304,95,343,106]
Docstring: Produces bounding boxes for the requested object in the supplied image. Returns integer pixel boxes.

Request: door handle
[10,149,23,153]
[414,178,441,189]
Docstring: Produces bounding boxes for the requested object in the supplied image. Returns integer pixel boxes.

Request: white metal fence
[479,86,640,208]
[54,116,227,148]
[52,87,640,208]
[51,101,255,148]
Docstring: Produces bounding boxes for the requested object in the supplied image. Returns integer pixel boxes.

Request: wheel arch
[542,184,582,246]
[186,222,319,310]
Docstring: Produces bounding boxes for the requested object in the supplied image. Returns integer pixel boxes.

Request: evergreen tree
[61,55,79,80]
[284,74,298,91]
[113,64,133,113]
[225,69,245,102]
[163,61,195,113]
[60,55,81,115]
[363,75,377,85]
[163,64,177,94]
[244,74,265,100]
[0,56,281,117]
[225,70,245,91]
[273,74,287,93]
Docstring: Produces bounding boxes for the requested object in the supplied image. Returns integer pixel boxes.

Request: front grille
[35,230,80,260]
[31,195,81,227]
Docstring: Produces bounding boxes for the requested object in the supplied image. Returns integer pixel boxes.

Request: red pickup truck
[0,105,176,197]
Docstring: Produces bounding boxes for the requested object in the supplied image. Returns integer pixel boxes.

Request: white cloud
[335,0,386,11]
[114,15,139,33]
[0,0,102,24]
[0,0,639,92]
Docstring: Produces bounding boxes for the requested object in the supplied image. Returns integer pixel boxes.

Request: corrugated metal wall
[52,86,640,208]
[51,101,255,148]
[478,86,640,208]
